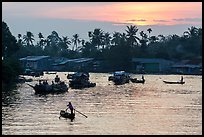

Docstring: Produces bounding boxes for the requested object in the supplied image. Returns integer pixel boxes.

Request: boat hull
[163,80,185,84]
[130,78,145,83]
[69,80,96,89]
[28,83,68,94]
[60,110,75,120]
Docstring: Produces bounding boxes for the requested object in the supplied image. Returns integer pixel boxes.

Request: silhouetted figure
[180,76,184,82]
[142,75,144,80]
[66,102,75,115]
[55,75,60,83]
[39,80,42,85]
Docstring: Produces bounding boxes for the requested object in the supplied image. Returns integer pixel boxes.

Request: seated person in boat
[80,72,89,80]
[55,75,60,83]
[39,80,42,85]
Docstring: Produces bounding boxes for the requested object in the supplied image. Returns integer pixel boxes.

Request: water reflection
[2,73,202,135]
[2,85,21,107]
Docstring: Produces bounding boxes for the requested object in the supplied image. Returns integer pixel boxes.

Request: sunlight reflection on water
[2,73,202,135]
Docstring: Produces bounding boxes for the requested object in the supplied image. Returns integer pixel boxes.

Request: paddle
[74,109,88,118]
[27,83,35,88]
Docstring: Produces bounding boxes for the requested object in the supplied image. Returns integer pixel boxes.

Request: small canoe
[163,80,185,84]
[59,110,75,120]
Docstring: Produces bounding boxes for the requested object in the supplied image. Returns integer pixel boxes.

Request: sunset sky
[2,2,202,41]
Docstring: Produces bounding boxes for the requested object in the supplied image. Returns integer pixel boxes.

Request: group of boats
[27,72,97,95]
[26,71,185,95]
[67,72,96,89]
[25,70,185,121]
[108,71,145,85]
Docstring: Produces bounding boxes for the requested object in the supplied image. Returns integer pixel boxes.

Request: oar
[27,83,35,88]
[74,109,88,118]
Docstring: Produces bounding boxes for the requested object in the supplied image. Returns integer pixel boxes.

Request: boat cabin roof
[73,72,89,77]
[113,71,129,76]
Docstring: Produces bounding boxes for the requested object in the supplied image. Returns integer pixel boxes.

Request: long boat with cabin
[68,72,96,89]
[109,71,130,85]
[27,80,68,94]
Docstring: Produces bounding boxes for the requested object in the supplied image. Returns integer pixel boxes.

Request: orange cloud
[3,2,202,26]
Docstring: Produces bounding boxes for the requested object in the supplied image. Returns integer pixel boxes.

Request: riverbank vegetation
[14,22,202,71]
[2,21,22,92]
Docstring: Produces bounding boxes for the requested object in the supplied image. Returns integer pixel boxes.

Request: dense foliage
[2,21,22,92]
[14,24,202,70]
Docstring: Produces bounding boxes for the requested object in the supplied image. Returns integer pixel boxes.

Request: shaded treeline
[1,21,202,91]
[2,22,23,92]
[14,23,202,71]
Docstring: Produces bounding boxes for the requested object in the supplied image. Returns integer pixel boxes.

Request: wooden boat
[69,80,96,89]
[17,76,33,83]
[68,72,96,89]
[130,78,145,83]
[27,81,68,94]
[59,110,75,120]
[108,76,114,81]
[163,80,185,84]
[109,71,130,85]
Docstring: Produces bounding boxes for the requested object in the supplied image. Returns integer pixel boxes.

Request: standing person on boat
[142,75,144,80]
[55,75,60,83]
[66,102,75,115]
[180,76,184,82]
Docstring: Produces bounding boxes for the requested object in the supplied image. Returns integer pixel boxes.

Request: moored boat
[68,72,96,89]
[163,80,185,84]
[130,78,145,83]
[27,81,68,94]
[109,71,130,85]
[130,75,145,84]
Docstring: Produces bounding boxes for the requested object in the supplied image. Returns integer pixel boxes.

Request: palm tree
[61,36,71,50]
[72,34,81,51]
[126,25,140,47]
[158,34,166,42]
[38,32,44,48]
[139,31,148,47]
[111,32,121,46]
[91,28,104,50]
[81,39,85,47]
[44,31,62,56]
[17,33,23,46]
[103,32,112,49]
[147,28,152,38]
[23,31,35,46]
[183,26,199,38]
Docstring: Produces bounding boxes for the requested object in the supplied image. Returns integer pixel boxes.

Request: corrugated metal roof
[113,71,129,76]
[171,64,201,68]
[74,58,94,63]
[20,56,50,61]
[53,58,94,65]
[132,58,173,64]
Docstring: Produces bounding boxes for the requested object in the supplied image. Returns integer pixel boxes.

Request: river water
[2,72,202,135]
